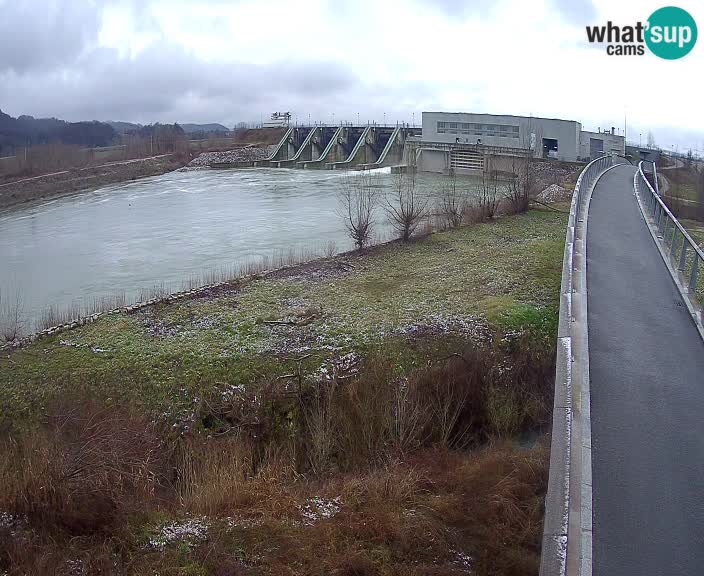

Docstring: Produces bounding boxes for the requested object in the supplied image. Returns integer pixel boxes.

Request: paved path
[587,164,704,576]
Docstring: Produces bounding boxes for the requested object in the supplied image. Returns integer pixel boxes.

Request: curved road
[587,164,704,576]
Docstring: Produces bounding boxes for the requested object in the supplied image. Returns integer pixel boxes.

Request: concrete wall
[422,112,583,162]
[417,148,448,173]
[579,130,625,160]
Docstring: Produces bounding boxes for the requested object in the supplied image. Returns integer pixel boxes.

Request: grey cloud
[0,0,103,73]
[0,41,358,125]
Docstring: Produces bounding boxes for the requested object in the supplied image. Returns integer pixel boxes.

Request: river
[0,167,481,331]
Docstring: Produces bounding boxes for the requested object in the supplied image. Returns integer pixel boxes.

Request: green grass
[681,218,704,247]
[0,208,568,428]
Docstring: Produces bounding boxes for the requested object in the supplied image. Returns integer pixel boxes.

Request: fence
[635,160,704,313]
[541,154,625,576]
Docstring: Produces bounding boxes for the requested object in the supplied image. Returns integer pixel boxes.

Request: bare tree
[385,165,428,241]
[439,168,466,228]
[647,131,657,149]
[338,171,379,250]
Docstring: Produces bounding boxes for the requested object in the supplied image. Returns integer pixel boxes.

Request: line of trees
[338,157,536,250]
[1,122,190,180]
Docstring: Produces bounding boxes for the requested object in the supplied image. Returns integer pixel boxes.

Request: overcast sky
[0,0,702,151]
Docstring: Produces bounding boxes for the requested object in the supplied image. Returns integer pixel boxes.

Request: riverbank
[0,206,567,575]
[0,154,187,210]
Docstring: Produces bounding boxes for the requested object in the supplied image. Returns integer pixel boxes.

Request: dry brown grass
[0,337,553,575]
[0,398,165,536]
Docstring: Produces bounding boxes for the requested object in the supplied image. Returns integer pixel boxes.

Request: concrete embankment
[0,155,186,209]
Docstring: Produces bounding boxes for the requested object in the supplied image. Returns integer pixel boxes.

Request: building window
[436,120,520,139]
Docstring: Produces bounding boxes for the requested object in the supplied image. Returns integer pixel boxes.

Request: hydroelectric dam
[247,124,421,170]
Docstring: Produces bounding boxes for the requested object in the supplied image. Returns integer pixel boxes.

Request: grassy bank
[0,207,568,575]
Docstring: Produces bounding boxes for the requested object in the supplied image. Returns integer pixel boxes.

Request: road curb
[540,158,626,576]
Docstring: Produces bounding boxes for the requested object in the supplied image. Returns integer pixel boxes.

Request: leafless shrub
[304,381,339,475]
[38,302,83,330]
[0,289,24,341]
[478,170,501,220]
[462,202,487,225]
[384,168,428,242]
[138,283,168,302]
[503,157,534,215]
[439,169,467,228]
[389,377,430,455]
[1,399,164,535]
[338,171,379,250]
[325,239,338,258]
[86,293,127,315]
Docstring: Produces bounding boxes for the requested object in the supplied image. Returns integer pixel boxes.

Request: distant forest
[0,110,118,155]
[0,110,226,157]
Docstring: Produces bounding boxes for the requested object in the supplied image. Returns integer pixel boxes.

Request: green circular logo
[645,6,698,59]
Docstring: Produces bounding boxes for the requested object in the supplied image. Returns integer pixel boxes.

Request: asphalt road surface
[587,164,704,576]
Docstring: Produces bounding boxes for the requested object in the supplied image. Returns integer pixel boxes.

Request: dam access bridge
[254,124,421,170]
[540,155,704,576]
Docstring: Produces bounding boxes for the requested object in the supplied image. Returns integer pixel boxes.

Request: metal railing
[571,155,615,224]
[635,160,703,305]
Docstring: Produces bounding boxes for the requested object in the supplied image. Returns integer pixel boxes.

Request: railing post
[690,257,699,292]
[670,228,679,258]
[679,238,688,272]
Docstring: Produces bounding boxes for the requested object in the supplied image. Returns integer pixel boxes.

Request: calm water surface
[0,168,479,329]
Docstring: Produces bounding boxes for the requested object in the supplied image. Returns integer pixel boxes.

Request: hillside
[181,122,229,134]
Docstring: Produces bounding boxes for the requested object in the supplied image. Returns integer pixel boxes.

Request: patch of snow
[396,314,490,340]
[65,559,85,576]
[226,515,263,530]
[453,550,473,572]
[299,496,342,525]
[222,383,246,400]
[148,517,209,551]
[0,512,27,537]
[59,340,111,353]
[317,352,360,380]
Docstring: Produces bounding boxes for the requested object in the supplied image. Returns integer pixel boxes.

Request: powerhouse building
[416,112,624,172]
